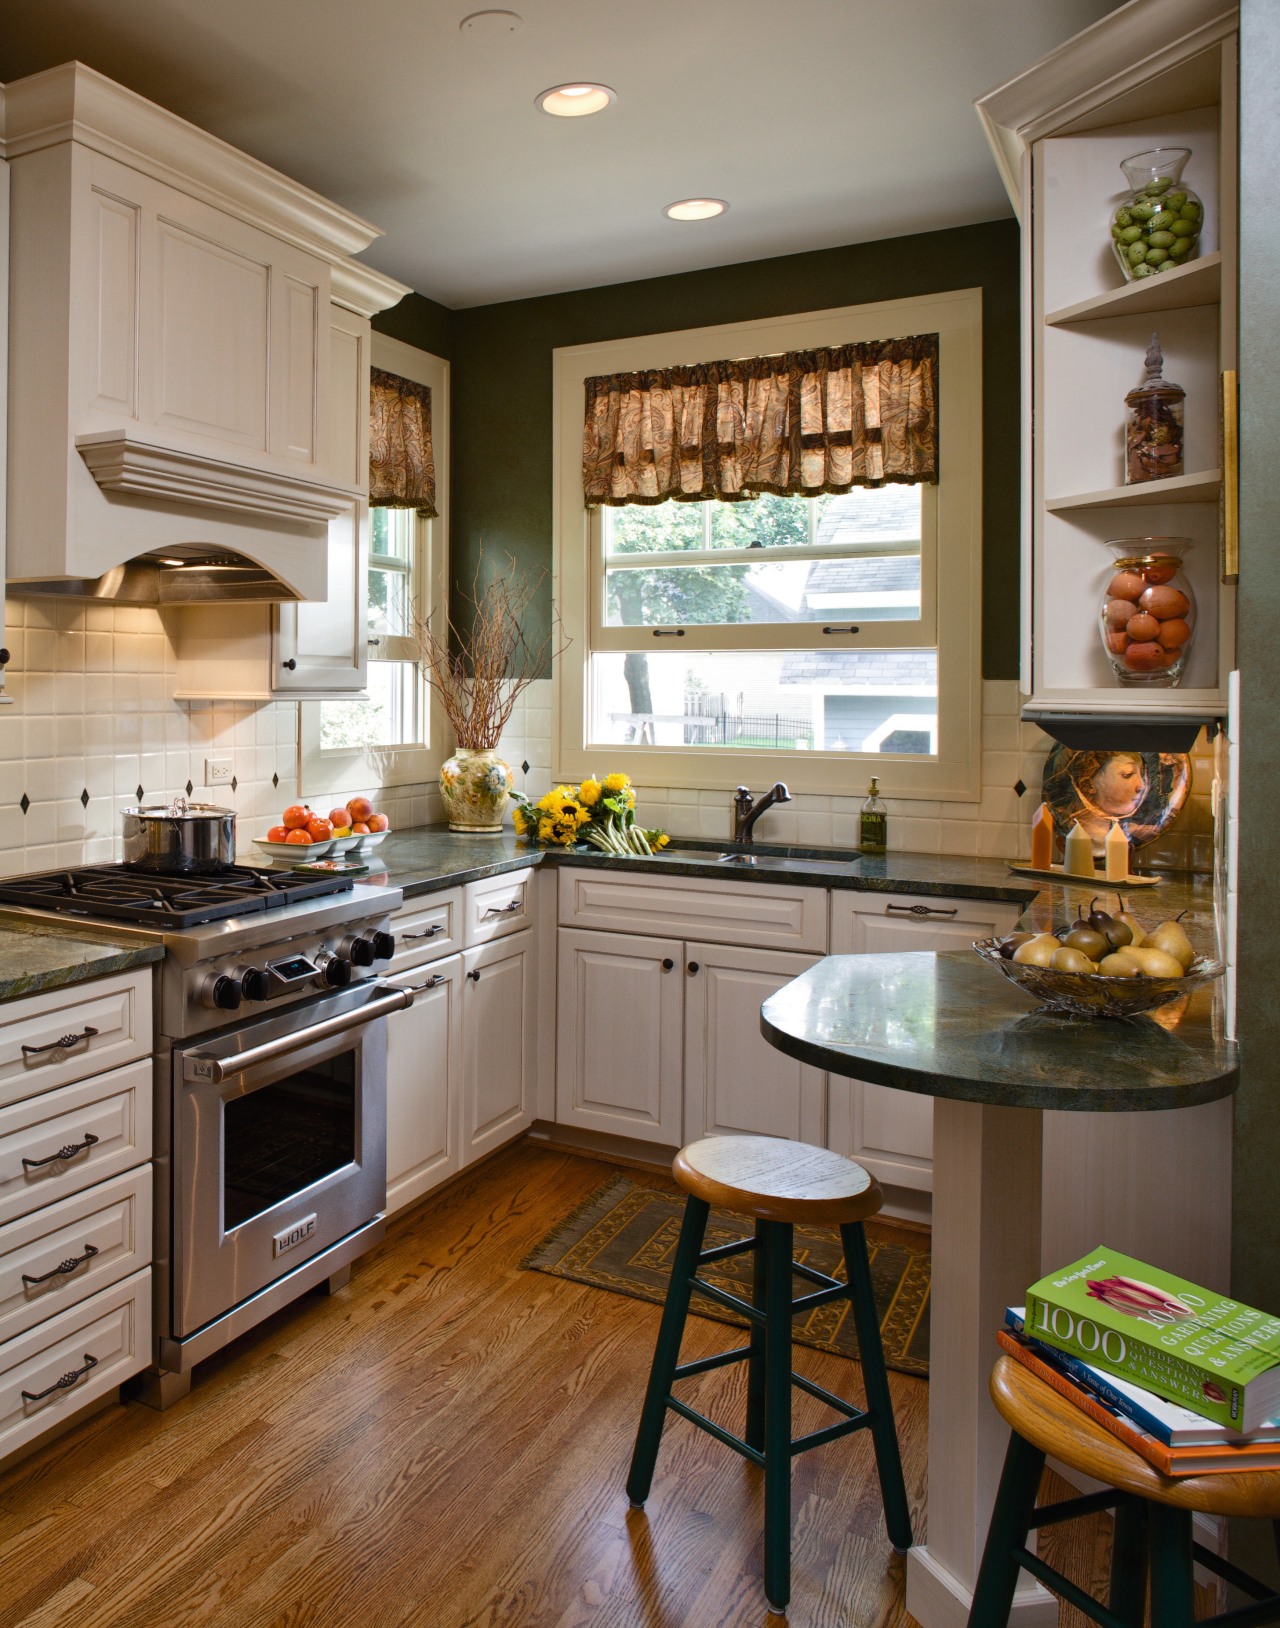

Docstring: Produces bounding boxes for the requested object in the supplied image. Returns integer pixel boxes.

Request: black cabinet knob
[0,649,10,666]
[686,961,700,976]
[661,958,674,971]
[468,969,481,982]
[212,975,242,1011]
[282,658,298,671]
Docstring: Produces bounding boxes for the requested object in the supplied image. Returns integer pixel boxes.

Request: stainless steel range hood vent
[6,546,302,606]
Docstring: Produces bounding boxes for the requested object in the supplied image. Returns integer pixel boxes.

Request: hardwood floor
[0,1143,1124,1628]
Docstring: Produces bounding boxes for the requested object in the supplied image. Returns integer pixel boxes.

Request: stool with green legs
[626,1135,913,1616]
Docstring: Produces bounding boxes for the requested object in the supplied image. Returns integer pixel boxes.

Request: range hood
[1,62,411,608]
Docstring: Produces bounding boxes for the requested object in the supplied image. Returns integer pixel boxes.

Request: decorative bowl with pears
[972,937,1224,1020]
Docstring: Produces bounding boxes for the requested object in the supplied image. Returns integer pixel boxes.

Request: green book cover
[1025,1246,1280,1430]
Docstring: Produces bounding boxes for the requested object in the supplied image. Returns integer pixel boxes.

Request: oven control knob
[369,931,396,963]
[239,966,271,1002]
[315,950,352,988]
[348,938,376,967]
[207,974,242,1012]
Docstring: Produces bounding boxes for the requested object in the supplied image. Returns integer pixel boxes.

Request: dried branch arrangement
[410,554,567,750]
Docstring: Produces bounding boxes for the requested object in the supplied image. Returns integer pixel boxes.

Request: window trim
[552,289,983,800]
[300,332,449,797]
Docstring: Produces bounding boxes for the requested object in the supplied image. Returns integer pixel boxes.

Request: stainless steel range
[0,863,413,1407]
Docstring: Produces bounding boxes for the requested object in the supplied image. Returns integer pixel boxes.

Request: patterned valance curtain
[370,367,437,517]
[582,333,939,507]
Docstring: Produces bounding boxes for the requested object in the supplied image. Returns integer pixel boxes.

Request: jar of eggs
[1099,538,1196,686]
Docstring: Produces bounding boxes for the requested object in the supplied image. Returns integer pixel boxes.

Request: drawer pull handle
[22,1352,99,1403]
[22,1244,100,1287]
[398,973,445,993]
[22,1134,99,1171]
[885,903,959,918]
[403,925,444,941]
[482,901,523,918]
[22,1026,99,1060]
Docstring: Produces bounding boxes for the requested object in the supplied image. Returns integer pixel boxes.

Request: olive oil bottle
[859,778,887,855]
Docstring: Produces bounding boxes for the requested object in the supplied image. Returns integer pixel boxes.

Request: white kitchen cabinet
[460,931,536,1164]
[555,871,829,1149]
[0,966,154,1466]
[385,955,462,1217]
[826,891,1022,1205]
[976,1,1238,737]
[556,927,685,1146]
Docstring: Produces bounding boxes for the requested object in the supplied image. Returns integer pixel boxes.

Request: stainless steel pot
[121,798,237,873]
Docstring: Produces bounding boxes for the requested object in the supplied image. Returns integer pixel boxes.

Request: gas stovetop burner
[0,863,355,929]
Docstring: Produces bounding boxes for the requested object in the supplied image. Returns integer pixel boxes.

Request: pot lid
[122,797,236,821]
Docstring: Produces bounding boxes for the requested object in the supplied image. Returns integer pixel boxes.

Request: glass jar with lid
[1124,333,1184,485]
[1099,538,1196,687]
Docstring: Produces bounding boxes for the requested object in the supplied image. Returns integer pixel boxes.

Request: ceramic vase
[439,747,514,832]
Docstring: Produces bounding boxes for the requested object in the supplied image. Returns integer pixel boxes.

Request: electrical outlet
[206,757,234,785]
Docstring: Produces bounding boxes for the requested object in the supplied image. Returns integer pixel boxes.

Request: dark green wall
[395,221,1020,677]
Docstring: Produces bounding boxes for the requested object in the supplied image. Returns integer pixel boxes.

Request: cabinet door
[274,303,371,695]
[460,933,535,1164]
[683,942,825,1145]
[555,928,683,1146]
[385,955,462,1217]
[827,893,1023,1195]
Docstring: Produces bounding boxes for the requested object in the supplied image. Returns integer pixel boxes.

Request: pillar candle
[1105,819,1130,882]
[1063,819,1095,878]
[1030,801,1054,871]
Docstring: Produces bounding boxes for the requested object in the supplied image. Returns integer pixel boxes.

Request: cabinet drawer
[0,1059,152,1228]
[390,890,462,972]
[0,1167,151,1347]
[558,868,828,954]
[463,872,533,947]
[0,970,152,1110]
[0,1268,151,1464]
[829,890,1023,954]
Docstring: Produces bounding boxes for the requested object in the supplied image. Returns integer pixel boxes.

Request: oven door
[170,981,409,1339]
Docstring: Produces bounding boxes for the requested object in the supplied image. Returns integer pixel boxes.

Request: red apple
[346,795,374,823]
[328,808,350,830]
[366,812,390,832]
[351,821,371,834]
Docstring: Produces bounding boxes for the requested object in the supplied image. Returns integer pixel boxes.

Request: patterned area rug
[522,1173,930,1377]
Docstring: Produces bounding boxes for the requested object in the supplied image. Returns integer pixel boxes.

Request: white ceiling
[0,0,1123,308]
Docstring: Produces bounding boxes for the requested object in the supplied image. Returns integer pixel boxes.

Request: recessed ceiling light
[663,198,728,221]
[459,10,523,35]
[536,83,616,118]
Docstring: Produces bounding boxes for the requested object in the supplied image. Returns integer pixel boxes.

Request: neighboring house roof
[815,485,921,547]
[779,649,937,686]
[804,556,920,594]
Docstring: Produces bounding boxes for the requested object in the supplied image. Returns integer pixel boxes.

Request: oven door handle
[182,984,414,1085]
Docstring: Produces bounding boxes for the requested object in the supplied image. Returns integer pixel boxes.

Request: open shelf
[1046,253,1222,327]
[1045,469,1221,513]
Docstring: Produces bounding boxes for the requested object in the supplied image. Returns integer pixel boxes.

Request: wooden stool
[969,1355,1280,1627]
[625,1135,913,1615]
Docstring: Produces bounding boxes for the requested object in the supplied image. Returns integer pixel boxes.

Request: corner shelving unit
[978,0,1237,748]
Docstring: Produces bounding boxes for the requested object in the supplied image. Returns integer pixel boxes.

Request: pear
[1146,917,1195,971]
[1013,933,1059,968]
[1063,924,1110,961]
[1127,945,1185,979]
[1051,945,1097,974]
[1098,950,1143,978]
[1115,911,1146,948]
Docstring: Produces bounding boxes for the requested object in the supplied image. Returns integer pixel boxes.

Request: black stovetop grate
[0,863,354,929]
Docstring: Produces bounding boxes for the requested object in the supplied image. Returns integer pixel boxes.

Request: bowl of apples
[325,796,391,853]
[974,897,1223,1019]
[254,804,337,862]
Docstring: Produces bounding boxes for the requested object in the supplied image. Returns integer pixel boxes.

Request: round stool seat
[991,1355,1280,1519]
[674,1135,883,1227]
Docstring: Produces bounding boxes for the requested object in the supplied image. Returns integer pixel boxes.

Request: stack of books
[1002,1246,1280,1477]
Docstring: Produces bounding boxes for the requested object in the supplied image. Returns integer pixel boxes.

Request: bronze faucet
[732,782,792,844]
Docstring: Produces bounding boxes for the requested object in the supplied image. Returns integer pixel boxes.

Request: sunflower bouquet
[511,773,669,855]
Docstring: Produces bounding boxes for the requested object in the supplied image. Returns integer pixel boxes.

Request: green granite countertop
[760,952,1237,1112]
[0,919,164,1003]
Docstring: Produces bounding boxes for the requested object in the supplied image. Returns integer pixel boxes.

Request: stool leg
[839,1223,913,1551]
[1108,1498,1147,1625]
[1146,1504,1196,1628]
[746,1221,767,1453]
[966,1429,1045,1628]
[626,1195,710,1507]
[762,1219,795,1615]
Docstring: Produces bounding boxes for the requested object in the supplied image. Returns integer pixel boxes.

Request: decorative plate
[973,937,1222,1020]
[1041,745,1190,854]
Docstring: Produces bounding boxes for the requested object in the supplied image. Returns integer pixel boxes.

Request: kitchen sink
[656,840,861,870]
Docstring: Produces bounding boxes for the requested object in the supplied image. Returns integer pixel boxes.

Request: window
[300,335,449,797]
[553,290,983,800]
